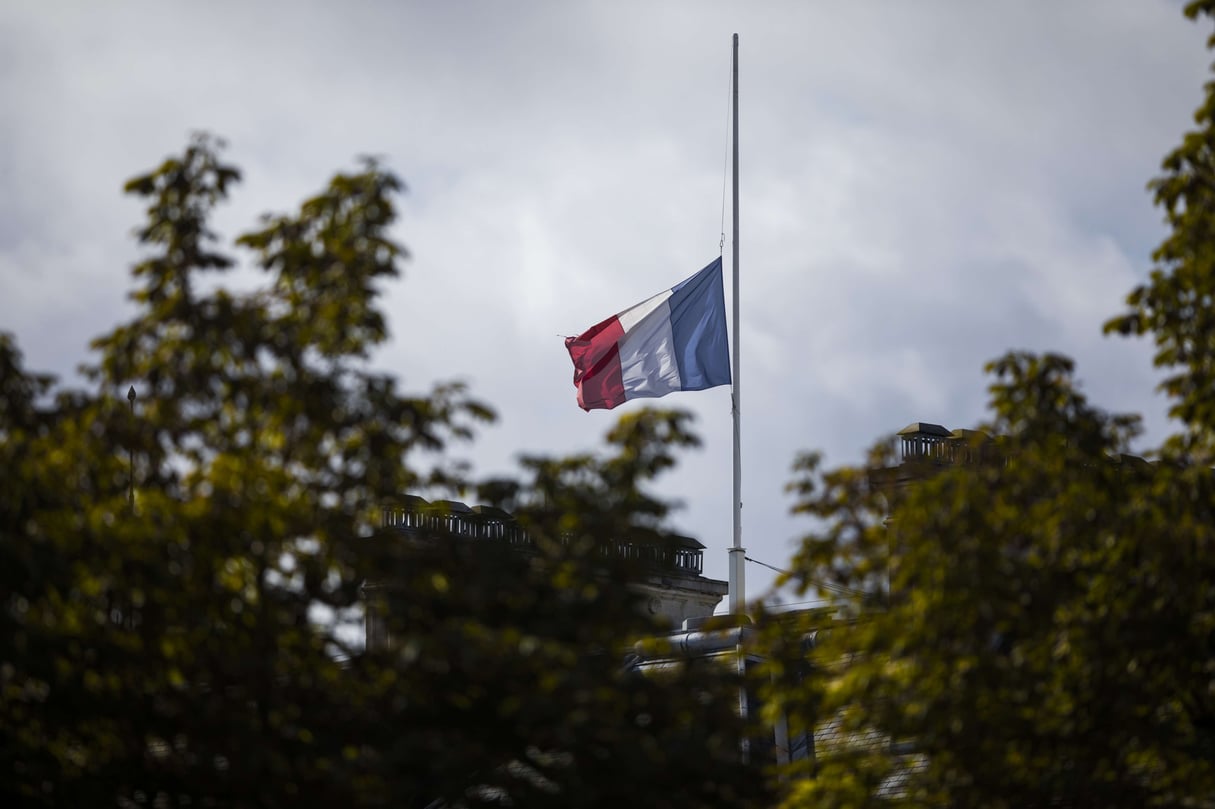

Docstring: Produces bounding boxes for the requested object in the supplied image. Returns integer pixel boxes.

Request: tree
[758,3,1215,807]
[0,136,765,808]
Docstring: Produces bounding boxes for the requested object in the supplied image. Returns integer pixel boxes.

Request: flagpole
[728,32,746,618]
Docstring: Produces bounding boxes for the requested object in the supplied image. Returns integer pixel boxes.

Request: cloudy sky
[1,1,1208,606]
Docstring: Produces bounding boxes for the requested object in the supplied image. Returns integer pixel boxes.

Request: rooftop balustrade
[896,422,995,466]
[381,496,705,576]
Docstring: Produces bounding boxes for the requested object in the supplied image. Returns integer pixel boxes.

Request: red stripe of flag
[564,315,626,410]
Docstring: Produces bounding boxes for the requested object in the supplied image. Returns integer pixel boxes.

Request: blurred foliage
[762,356,1215,808]
[1105,0,1215,459]
[758,3,1215,807]
[0,135,765,808]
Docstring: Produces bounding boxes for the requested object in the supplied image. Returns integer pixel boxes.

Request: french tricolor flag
[565,258,732,411]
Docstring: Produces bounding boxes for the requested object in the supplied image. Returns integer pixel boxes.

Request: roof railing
[380,498,705,576]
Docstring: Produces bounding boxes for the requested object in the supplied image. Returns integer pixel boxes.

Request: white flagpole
[728,33,746,617]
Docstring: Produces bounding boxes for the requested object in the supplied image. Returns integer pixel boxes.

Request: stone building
[366,495,729,649]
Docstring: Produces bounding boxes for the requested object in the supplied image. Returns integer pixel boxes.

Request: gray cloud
[0,0,1207,600]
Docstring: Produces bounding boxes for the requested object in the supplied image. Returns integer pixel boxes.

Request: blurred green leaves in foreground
[0,135,763,808]
[756,3,1215,807]
[12,3,1215,807]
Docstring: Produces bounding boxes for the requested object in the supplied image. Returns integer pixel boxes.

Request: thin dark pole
[127,385,136,511]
